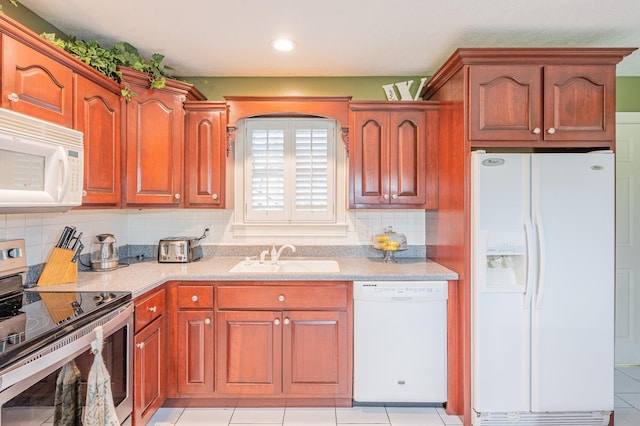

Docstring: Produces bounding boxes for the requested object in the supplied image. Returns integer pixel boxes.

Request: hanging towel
[83,326,120,426]
[53,360,82,426]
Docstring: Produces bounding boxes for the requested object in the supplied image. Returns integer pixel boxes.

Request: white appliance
[353,280,448,404]
[471,151,614,425]
[0,108,84,213]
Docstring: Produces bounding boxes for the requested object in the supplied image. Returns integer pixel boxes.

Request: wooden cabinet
[469,64,615,143]
[184,102,227,208]
[121,68,205,207]
[133,287,166,426]
[215,282,352,403]
[1,33,73,127]
[420,48,635,425]
[74,75,122,207]
[174,284,215,395]
[349,102,438,209]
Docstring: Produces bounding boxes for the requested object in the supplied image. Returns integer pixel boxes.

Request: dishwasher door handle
[390,296,413,302]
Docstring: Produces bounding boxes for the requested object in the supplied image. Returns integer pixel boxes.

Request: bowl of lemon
[372,226,407,263]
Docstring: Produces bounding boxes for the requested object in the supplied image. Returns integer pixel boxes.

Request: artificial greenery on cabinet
[41,33,174,100]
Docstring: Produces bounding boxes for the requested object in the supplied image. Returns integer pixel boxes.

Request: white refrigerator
[471,151,615,426]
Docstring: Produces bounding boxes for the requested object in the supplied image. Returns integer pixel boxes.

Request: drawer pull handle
[274,318,280,326]
[278,295,285,302]
[284,318,290,325]
[204,318,211,325]
[147,306,157,313]
[192,295,198,302]
[137,342,145,349]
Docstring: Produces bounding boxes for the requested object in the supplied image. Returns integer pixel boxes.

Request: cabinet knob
[7,93,19,103]
[137,342,145,349]
[191,295,198,302]
[532,127,541,135]
[147,306,157,313]
[204,318,211,325]
[174,193,181,200]
[274,318,281,326]
[278,295,285,302]
[212,194,218,200]
[547,127,556,135]
[392,194,398,200]
[383,194,390,200]
[82,190,87,197]
[284,318,290,325]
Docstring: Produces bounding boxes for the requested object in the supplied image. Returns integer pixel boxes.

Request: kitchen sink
[229,259,340,273]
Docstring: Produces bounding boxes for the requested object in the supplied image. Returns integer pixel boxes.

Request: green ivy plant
[40,33,174,101]
[0,1,18,11]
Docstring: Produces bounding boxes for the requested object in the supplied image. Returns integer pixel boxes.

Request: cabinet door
[388,110,427,205]
[283,310,350,397]
[74,75,121,207]
[1,34,73,127]
[469,65,542,141]
[134,316,165,426]
[177,310,214,395]
[125,89,185,206]
[543,65,615,141]
[184,103,227,208]
[350,110,390,205]
[216,310,282,395]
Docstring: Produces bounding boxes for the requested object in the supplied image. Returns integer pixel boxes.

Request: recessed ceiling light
[271,38,297,52]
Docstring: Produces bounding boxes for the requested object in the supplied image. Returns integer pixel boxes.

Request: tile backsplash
[0,209,426,267]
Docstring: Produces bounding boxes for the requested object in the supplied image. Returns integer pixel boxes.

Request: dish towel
[53,360,82,426]
[83,326,120,426]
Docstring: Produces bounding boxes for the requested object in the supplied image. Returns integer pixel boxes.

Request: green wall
[2,0,66,38]
[181,76,426,101]
[616,77,640,112]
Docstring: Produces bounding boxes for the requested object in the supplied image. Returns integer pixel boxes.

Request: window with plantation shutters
[244,118,336,224]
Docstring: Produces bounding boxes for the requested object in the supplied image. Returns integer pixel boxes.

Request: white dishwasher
[353,280,448,405]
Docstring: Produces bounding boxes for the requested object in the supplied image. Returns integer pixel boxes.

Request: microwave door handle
[56,146,70,202]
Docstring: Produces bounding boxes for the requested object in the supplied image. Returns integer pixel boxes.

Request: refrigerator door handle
[534,210,547,309]
[523,212,535,308]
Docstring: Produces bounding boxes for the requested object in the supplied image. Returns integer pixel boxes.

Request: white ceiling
[16,0,640,77]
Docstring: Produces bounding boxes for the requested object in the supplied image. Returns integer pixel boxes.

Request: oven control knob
[0,250,7,261]
[7,248,22,258]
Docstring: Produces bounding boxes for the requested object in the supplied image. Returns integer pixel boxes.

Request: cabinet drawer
[177,285,214,309]
[217,285,348,310]
[135,288,165,332]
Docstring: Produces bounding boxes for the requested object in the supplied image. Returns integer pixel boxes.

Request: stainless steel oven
[0,240,133,425]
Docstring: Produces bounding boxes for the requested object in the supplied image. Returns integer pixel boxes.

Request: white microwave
[0,108,84,213]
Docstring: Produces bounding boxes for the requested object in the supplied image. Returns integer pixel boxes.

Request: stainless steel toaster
[157,229,208,263]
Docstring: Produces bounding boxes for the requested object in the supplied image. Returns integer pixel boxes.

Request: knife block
[37,248,78,286]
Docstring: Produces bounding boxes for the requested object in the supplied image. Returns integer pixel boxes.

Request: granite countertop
[31,256,458,298]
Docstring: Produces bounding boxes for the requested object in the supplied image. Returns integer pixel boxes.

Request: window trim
[232,116,348,237]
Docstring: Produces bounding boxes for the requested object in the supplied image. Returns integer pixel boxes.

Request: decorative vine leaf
[40,33,174,96]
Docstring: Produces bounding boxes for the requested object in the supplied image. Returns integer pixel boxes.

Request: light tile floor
[141,368,640,426]
[615,366,640,425]
[146,406,462,426]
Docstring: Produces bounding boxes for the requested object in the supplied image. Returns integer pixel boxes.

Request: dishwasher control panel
[353,281,447,302]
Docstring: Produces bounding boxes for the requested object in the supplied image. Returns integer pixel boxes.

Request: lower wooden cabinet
[176,310,215,395]
[133,287,166,425]
[164,281,352,406]
[215,282,352,402]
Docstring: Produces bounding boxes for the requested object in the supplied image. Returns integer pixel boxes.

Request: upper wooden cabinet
[1,34,73,127]
[121,68,205,207]
[422,48,636,150]
[469,64,615,142]
[349,102,438,209]
[184,102,227,208]
[74,75,122,208]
